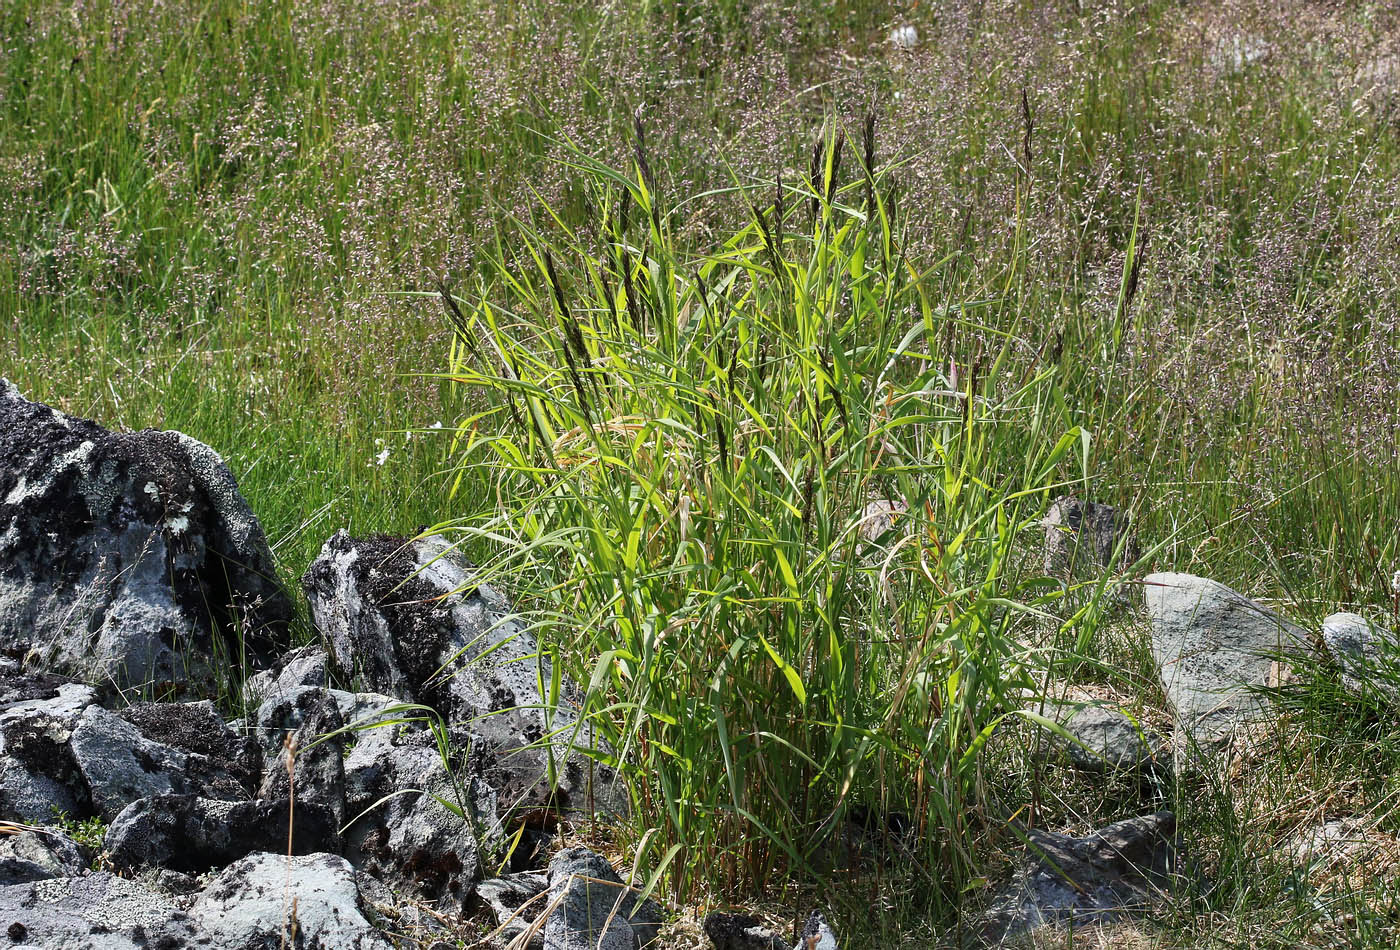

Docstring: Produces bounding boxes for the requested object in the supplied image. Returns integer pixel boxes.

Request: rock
[857,499,907,544]
[0,683,96,823]
[118,700,261,797]
[703,911,791,950]
[190,851,394,949]
[303,531,625,820]
[0,380,291,690]
[1035,703,1162,773]
[0,659,86,707]
[1042,497,1138,582]
[477,871,550,948]
[1322,612,1399,699]
[542,847,662,950]
[104,794,339,874]
[342,728,497,916]
[1144,573,1310,748]
[69,705,247,821]
[797,911,839,949]
[888,25,919,50]
[982,811,1179,943]
[0,872,203,948]
[0,829,86,885]
[255,687,347,828]
[245,644,333,706]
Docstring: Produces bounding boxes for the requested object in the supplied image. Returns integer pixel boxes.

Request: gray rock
[190,851,394,949]
[982,811,1179,943]
[1322,612,1399,699]
[104,794,339,874]
[0,872,204,949]
[1042,497,1138,581]
[118,699,261,797]
[543,847,662,950]
[1144,573,1310,747]
[1036,703,1162,773]
[703,912,791,950]
[797,911,839,949]
[857,499,907,544]
[0,380,291,690]
[343,731,497,916]
[303,531,626,820]
[0,829,86,885]
[255,687,347,828]
[477,871,550,948]
[69,705,247,821]
[245,644,333,706]
[0,683,96,823]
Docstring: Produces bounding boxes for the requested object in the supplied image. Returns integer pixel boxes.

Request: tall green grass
[432,127,1103,904]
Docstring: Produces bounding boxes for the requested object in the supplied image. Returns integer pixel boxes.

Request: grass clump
[434,126,1103,908]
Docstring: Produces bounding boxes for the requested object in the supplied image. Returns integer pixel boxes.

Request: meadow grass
[4,0,1400,944]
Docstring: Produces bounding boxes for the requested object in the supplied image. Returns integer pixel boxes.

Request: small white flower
[372,448,390,466]
[1392,568,1400,594]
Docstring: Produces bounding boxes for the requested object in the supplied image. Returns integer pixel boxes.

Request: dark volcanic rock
[104,794,339,874]
[0,828,86,885]
[1042,496,1139,579]
[190,851,394,950]
[119,699,261,796]
[255,686,347,828]
[303,531,626,820]
[477,871,550,949]
[542,847,662,950]
[982,811,1180,943]
[0,379,291,690]
[245,643,333,706]
[703,912,791,950]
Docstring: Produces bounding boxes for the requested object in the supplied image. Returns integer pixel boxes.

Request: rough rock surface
[797,911,840,950]
[303,531,625,820]
[119,699,261,797]
[1042,497,1138,581]
[0,828,86,885]
[255,686,347,828]
[982,811,1179,943]
[0,682,96,823]
[1036,703,1162,773]
[104,794,339,874]
[703,912,792,950]
[245,644,333,706]
[1322,612,1399,700]
[857,499,908,544]
[477,871,550,948]
[69,705,248,821]
[0,379,291,689]
[190,851,394,950]
[1144,573,1310,747]
[543,847,662,950]
[0,871,203,949]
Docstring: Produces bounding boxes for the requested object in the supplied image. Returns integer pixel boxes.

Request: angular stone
[543,847,662,950]
[1144,573,1310,747]
[1322,612,1399,700]
[104,794,339,874]
[477,871,550,948]
[797,911,840,950]
[255,686,347,829]
[0,829,86,885]
[703,912,791,950]
[982,811,1179,943]
[303,531,625,820]
[1042,497,1138,580]
[69,705,247,821]
[0,872,204,949]
[0,683,96,823]
[245,644,333,706]
[190,851,394,949]
[118,699,261,797]
[1036,703,1162,773]
[0,379,291,691]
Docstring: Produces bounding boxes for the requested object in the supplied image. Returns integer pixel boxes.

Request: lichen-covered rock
[477,871,550,949]
[0,380,291,690]
[1144,573,1311,748]
[104,794,339,874]
[303,531,626,820]
[981,811,1179,943]
[255,686,347,828]
[69,705,248,821]
[543,847,662,950]
[703,912,791,950]
[0,682,97,823]
[0,828,86,885]
[119,699,261,797]
[797,911,840,950]
[190,851,394,950]
[245,644,333,706]
[0,872,204,949]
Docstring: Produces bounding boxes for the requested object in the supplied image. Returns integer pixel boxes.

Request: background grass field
[4,0,1400,945]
